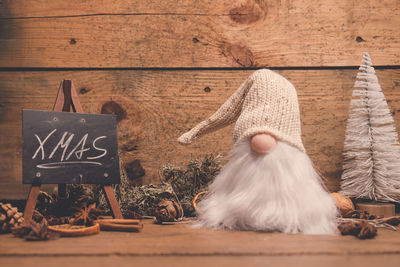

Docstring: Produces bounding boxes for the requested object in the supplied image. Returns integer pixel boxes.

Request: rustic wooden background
[0,0,399,199]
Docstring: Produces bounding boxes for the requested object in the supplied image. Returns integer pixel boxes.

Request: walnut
[155,200,183,223]
[330,193,354,215]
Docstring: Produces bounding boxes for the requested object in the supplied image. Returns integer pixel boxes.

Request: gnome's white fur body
[179,69,338,234]
[194,140,337,234]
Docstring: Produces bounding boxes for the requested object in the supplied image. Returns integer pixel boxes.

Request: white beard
[194,140,338,235]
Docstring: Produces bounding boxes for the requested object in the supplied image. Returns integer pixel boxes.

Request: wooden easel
[23,80,123,225]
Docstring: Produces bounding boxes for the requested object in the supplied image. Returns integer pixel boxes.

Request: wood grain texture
[0,0,399,67]
[1,69,399,198]
[2,255,400,267]
[0,220,400,256]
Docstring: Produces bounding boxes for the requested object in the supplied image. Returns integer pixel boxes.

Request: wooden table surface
[1,219,399,267]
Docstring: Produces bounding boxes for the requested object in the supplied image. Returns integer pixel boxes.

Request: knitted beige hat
[178,69,305,152]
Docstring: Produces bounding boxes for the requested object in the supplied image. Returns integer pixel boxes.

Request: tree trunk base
[356,202,395,217]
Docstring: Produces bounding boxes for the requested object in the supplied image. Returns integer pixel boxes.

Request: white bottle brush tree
[340,52,400,203]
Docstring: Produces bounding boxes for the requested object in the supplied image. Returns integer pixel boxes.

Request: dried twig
[337,216,400,231]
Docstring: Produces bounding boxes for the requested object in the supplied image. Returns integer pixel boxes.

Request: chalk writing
[32,129,57,160]
[32,129,107,169]
[37,161,102,169]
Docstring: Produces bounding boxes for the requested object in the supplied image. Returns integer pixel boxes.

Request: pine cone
[0,202,24,234]
[155,200,183,223]
[12,211,59,241]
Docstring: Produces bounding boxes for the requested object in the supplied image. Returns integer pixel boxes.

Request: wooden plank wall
[0,0,399,199]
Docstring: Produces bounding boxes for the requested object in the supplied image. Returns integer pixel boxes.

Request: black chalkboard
[22,109,120,184]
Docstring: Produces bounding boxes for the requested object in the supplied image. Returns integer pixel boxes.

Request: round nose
[250,134,277,155]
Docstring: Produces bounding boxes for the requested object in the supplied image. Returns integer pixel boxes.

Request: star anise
[70,203,103,226]
[338,220,377,239]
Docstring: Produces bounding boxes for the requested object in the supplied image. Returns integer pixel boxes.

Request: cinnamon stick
[98,219,141,225]
[99,222,143,232]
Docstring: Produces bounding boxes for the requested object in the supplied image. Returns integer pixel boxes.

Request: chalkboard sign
[23,109,120,184]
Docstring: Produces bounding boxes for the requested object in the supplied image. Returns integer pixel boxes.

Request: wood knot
[79,88,90,94]
[229,0,267,24]
[356,36,366,42]
[125,160,146,181]
[226,44,254,67]
[101,101,127,123]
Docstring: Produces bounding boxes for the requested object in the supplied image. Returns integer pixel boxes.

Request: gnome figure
[178,69,337,234]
